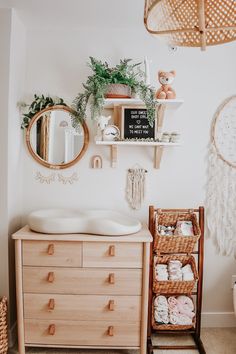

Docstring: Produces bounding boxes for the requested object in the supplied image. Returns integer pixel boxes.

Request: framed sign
[120,106,157,140]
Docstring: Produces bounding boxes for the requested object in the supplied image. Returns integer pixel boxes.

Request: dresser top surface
[12,224,152,242]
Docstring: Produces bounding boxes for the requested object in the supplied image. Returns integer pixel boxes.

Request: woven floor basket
[152,295,195,330]
[0,297,8,354]
[154,210,201,253]
[144,0,236,50]
[153,254,198,294]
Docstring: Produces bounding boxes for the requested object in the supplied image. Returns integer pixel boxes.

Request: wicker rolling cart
[147,206,206,354]
[0,297,8,354]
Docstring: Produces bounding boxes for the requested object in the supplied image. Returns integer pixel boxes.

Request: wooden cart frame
[147,206,206,353]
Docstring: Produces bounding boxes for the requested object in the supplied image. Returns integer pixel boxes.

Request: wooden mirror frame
[26,105,89,169]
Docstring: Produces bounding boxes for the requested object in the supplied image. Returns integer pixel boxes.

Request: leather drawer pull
[47,272,55,283]
[108,273,115,284]
[48,298,55,310]
[108,245,115,256]
[48,324,56,335]
[47,243,54,255]
[108,300,115,311]
[108,326,114,336]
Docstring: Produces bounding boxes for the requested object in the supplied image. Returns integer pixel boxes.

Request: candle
[144,56,151,85]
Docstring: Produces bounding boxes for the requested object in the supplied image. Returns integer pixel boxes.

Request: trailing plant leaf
[73,57,157,126]
[20,94,67,129]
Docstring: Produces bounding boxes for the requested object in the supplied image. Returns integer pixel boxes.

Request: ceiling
[0,0,145,29]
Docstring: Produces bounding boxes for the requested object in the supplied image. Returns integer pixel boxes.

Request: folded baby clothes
[156,264,168,281]
[182,264,194,281]
[154,295,169,324]
[169,313,193,325]
[154,295,168,309]
[154,295,195,326]
[177,295,195,319]
[168,295,195,326]
[174,220,194,236]
[154,309,169,324]
[168,260,182,281]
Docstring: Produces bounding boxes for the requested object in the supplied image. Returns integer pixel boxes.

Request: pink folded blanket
[168,295,195,325]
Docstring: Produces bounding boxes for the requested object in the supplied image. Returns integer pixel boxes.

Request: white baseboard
[8,321,17,348]
[202,312,236,327]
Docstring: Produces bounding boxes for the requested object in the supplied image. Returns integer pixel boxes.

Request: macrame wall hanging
[126,166,147,210]
[206,96,236,257]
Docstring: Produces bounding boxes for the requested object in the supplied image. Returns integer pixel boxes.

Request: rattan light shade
[144,0,236,50]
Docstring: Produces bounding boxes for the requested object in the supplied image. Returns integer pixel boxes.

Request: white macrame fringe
[126,168,146,210]
[206,144,236,258]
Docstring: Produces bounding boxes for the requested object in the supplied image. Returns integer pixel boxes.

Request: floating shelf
[104,98,184,109]
[95,140,181,168]
[95,140,181,147]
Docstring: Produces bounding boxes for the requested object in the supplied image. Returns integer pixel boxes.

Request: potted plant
[72,57,156,127]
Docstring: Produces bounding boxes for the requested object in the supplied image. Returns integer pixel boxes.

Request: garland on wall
[206,96,236,257]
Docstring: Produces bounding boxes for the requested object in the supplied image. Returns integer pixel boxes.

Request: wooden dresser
[13,225,152,354]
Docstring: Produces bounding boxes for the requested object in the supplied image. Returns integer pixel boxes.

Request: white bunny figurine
[96,115,111,140]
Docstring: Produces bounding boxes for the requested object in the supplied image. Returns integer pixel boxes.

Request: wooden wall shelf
[104,98,184,109]
[97,98,184,168]
[95,140,181,168]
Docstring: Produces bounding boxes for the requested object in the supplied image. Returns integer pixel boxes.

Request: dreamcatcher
[206,96,236,257]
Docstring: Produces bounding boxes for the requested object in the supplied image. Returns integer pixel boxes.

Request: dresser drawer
[83,242,143,268]
[24,294,141,321]
[25,319,140,346]
[23,241,82,267]
[23,267,142,295]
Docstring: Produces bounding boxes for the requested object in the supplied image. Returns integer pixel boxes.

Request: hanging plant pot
[105,84,132,99]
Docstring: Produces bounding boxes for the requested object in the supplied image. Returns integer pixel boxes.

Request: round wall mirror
[26,105,89,169]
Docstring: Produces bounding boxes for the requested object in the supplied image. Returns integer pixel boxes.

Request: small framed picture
[120,105,157,140]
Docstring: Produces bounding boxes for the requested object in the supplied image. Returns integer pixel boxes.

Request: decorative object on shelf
[144,56,152,85]
[105,84,131,98]
[160,132,170,143]
[35,171,56,184]
[58,172,79,185]
[20,94,67,129]
[0,296,8,354]
[72,57,156,126]
[95,115,111,140]
[156,71,176,100]
[144,0,236,51]
[120,106,157,140]
[206,95,236,257]
[160,131,180,143]
[170,132,180,143]
[126,166,147,210]
[26,105,89,170]
[91,155,103,169]
[102,125,120,141]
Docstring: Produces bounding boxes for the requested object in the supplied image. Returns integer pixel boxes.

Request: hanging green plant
[20,94,67,129]
[72,57,156,127]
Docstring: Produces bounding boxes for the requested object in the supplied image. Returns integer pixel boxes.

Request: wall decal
[91,155,103,169]
[35,171,56,184]
[58,172,79,185]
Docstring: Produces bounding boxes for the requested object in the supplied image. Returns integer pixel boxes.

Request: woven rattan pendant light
[144,0,236,50]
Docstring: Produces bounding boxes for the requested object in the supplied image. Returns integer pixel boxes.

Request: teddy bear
[156,70,176,99]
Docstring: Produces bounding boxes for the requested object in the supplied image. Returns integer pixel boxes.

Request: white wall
[8,9,26,328]
[0,7,26,338]
[0,8,11,302]
[21,27,236,325]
